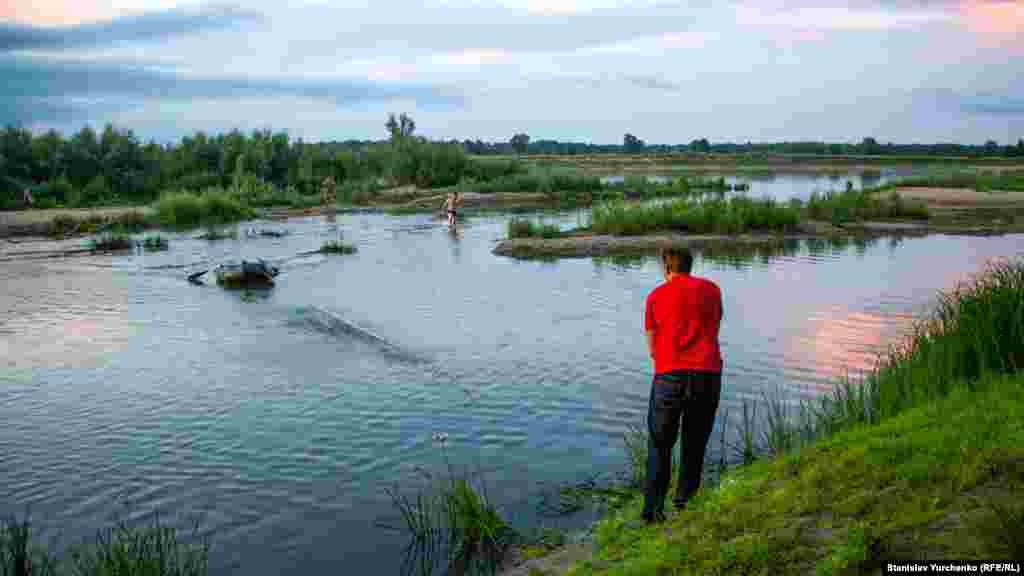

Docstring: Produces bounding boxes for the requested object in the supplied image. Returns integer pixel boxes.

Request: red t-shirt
[644,274,723,374]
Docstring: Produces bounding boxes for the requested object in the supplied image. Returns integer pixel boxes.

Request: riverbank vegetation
[507,219,566,239]
[589,197,802,236]
[547,258,1024,575]
[318,240,357,254]
[895,170,1024,193]
[0,116,530,212]
[0,513,209,576]
[801,186,930,224]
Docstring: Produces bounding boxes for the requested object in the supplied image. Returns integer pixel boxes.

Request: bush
[805,187,929,223]
[142,235,169,250]
[319,240,357,254]
[89,232,134,251]
[507,218,564,239]
[590,196,801,235]
[154,189,252,229]
[80,176,111,207]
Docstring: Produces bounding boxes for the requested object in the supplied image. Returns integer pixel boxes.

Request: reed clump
[89,232,134,251]
[319,240,357,254]
[507,219,565,239]
[1,513,209,576]
[799,186,929,224]
[589,196,801,236]
[153,189,253,230]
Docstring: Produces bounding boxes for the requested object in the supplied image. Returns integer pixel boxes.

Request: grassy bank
[546,258,1024,575]
[896,170,1024,193]
[566,375,1023,575]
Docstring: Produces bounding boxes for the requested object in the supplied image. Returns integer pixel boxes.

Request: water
[600,168,911,200]
[2,173,1022,575]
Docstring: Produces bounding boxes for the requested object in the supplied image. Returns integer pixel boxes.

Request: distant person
[443,191,462,228]
[641,246,723,524]
[22,187,34,208]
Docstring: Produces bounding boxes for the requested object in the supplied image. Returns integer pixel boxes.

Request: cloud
[924,87,1024,116]
[0,56,467,126]
[262,1,713,55]
[734,3,955,31]
[621,75,685,93]
[0,4,262,52]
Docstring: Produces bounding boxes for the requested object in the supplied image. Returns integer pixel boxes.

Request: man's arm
[645,329,656,361]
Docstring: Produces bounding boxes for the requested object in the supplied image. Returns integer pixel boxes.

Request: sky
[1,0,1022,144]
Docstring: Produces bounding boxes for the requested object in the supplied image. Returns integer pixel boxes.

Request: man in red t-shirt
[641,246,723,524]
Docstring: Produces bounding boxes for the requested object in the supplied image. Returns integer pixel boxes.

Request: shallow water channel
[1,172,1022,575]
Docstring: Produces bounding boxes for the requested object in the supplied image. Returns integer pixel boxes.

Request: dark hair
[660,247,693,274]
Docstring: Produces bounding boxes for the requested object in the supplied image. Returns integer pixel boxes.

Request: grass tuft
[141,235,169,250]
[319,240,357,255]
[589,196,801,236]
[507,219,565,239]
[1,513,208,576]
[89,232,134,251]
[153,189,253,230]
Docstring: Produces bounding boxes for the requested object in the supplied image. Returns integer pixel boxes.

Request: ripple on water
[4,213,1023,576]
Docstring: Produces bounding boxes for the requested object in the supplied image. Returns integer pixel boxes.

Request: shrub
[507,219,564,239]
[89,232,134,251]
[319,240,357,254]
[142,235,169,250]
[589,196,801,235]
[154,189,252,229]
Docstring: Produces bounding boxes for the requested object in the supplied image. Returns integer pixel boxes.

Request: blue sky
[2,0,1022,144]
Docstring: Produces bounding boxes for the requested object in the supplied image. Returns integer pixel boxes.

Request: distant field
[472,153,1024,171]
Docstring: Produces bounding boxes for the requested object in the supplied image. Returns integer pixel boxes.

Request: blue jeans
[642,369,722,519]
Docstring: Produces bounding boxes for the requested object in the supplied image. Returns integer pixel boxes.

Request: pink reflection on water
[787,307,917,389]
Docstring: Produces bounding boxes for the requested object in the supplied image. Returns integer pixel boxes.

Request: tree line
[3,116,1023,210]
[471,134,1024,158]
[0,114,519,210]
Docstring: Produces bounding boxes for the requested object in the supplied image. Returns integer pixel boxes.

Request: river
[1,172,1021,574]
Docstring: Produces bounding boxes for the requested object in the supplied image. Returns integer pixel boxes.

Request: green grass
[798,186,930,224]
[318,240,357,254]
[384,454,515,576]
[566,374,1024,576]
[897,170,1024,193]
[194,227,236,241]
[153,189,253,230]
[1,514,209,576]
[89,232,134,251]
[507,219,566,239]
[560,258,1024,576]
[141,235,169,250]
[465,171,604,196]
[589,197,801,236]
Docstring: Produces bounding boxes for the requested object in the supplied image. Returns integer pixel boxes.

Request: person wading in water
[642,246,723,524]
[443,191,461,229]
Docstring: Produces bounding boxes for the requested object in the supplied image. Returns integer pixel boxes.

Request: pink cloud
[959,0,1024,53]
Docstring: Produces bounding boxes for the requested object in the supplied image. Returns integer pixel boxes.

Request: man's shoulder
[693,275,721,294]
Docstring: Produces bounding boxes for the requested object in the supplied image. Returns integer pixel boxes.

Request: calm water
[600,168,911,199]
[2,173,1022,575]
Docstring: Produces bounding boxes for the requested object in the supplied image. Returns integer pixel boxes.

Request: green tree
[623,133,645,153]
[510,133,530,155]
[386,113,416,142]
[860,137,880,155]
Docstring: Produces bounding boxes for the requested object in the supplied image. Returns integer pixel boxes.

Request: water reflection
[2,205,1023,576]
